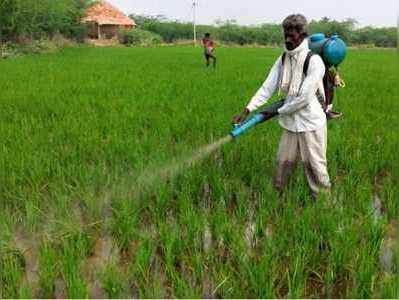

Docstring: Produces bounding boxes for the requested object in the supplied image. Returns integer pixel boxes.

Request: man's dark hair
[282,14,308,36]
[205,32,211,37]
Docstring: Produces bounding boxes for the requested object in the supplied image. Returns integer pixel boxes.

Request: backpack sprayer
[231,33,347,139]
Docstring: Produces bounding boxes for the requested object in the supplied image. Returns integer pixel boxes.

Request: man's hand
[334,73,346,88]
[232,108,250,125]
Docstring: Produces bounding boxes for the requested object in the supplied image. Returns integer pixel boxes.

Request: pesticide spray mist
[133,107,272,195]
[112,98,286,199]
[111,107,274,200]
[134,135,232,194]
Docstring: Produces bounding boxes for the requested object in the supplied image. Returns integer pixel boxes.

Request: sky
[107,0,398,28]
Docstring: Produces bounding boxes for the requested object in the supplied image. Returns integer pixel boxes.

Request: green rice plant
[58,228,92,298]
[109,198,141,251]
[38,239,58,298]
[0,47,397,298]
[100,261,129,298]
[129,233,155,296]
[0,248,25,298]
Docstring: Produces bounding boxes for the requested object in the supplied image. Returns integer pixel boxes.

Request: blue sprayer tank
[308,33,347,67]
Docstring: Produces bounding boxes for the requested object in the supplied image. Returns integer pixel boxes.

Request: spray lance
[230,99,284,138]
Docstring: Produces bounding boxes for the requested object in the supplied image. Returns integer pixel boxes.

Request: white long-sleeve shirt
[246,54,327,132]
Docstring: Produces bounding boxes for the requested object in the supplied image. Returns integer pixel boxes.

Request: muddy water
[379,220,399,274]
[84,237,119,298]
[13,227,40,297]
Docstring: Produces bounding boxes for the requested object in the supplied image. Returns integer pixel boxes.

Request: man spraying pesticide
[135,18,347,197]
[231,32,348,137]
[232,14,346,198]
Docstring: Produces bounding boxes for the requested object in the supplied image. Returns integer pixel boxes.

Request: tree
[0,0,92,42]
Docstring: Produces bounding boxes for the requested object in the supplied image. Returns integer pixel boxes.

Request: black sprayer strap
[303,51,314,76]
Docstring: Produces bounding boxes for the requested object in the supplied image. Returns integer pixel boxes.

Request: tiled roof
[82,0,136,26]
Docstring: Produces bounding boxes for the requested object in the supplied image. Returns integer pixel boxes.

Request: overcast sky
[107,0,398,28]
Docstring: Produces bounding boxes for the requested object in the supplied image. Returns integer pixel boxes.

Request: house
[82,0,136,39]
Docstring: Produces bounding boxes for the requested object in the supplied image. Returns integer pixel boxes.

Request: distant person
[202,33,216,68]
[233,14,331,198]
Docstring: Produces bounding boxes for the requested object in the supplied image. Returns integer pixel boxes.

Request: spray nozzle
[229,99,285,139]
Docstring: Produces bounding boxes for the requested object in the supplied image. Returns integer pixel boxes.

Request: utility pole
[193,0,197,46]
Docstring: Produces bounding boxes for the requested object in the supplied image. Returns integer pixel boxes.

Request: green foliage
[0,37,76,58]
[0,0,91,42]
[38,241,58,298]
[0,2,395,48]
[110,197,141,250]
[130,14,397,48]
[118,29,162,47]
[133,15,194,43]
[0,249,25,298]
[100,262,129,298]
[308,17,356,42]
[0,47,398,298]
[350,27,397,48]
[59,231,91,298]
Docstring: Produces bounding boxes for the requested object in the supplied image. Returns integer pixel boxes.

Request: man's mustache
[285,42,294,48]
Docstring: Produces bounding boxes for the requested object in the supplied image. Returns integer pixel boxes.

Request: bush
[51,33,76,48]
[0,37,77,58]
[118,29,162,47]
[1,42,20,58]
[22,39,59,54]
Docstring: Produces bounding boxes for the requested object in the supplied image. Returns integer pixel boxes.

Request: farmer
[233,14,331,198]
[202,33,216,68]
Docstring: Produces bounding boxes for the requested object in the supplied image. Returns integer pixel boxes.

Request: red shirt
[202,38,214,49]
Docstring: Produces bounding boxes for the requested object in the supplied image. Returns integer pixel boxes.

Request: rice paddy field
[0,46,398,298]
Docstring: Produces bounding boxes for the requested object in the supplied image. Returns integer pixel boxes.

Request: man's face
[284,28,304,50]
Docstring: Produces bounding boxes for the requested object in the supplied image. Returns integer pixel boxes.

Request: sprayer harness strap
[281,51,314,76]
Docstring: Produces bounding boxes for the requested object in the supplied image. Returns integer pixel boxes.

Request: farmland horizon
[107,0,398,28]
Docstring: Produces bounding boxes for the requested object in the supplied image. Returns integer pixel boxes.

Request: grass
[0,46,398,298]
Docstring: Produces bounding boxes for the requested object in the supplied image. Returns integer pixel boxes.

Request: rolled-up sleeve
[246,56,282,112]
[277,55,325,115]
